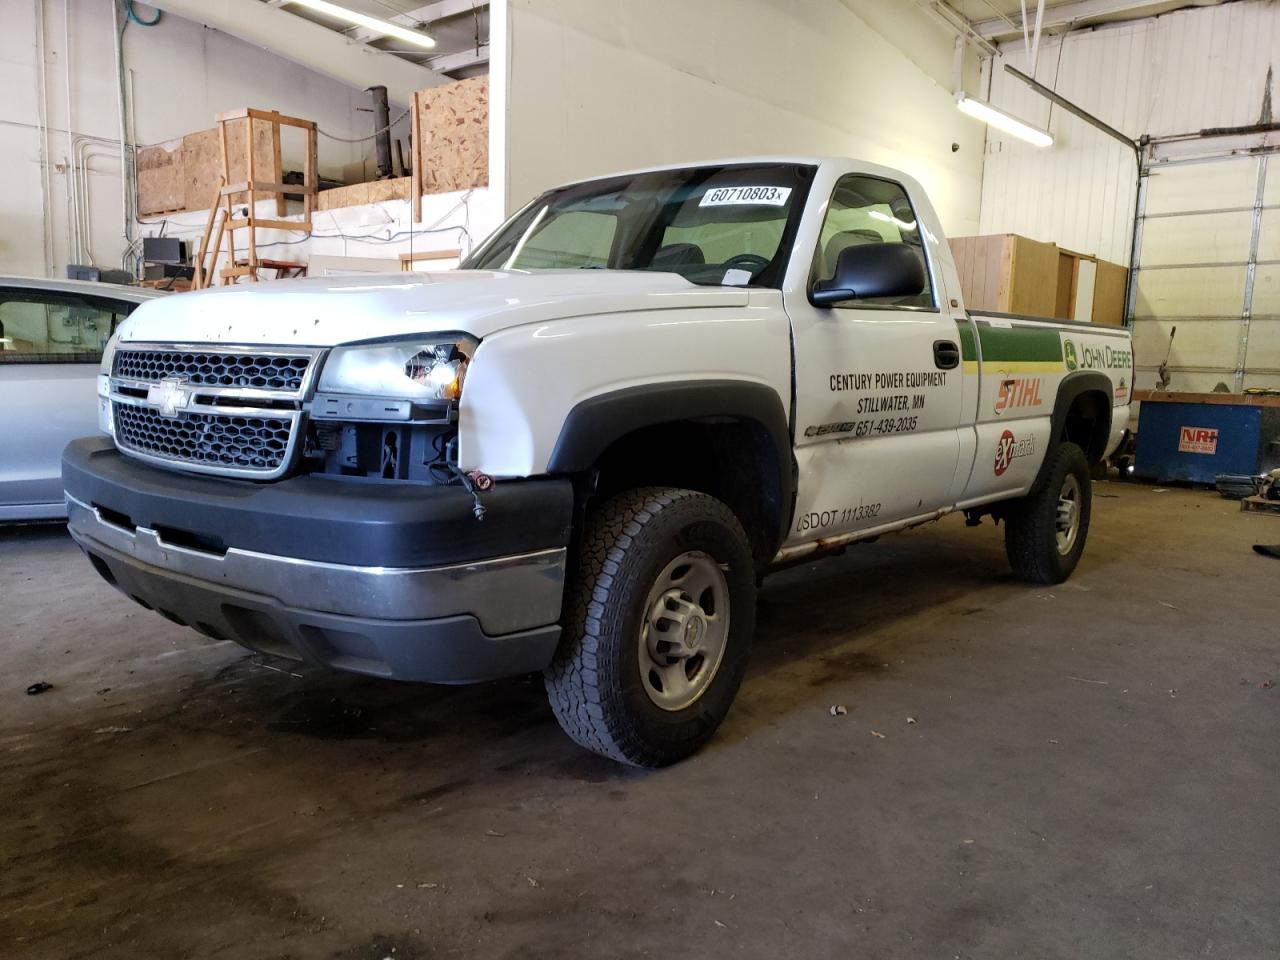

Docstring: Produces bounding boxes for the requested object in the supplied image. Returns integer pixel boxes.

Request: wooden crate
[1091,260,1128,326]
[136,139,185,217]
[949,233,1127,324]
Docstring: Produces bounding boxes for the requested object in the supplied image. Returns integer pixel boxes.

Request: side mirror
[810,242,925,307]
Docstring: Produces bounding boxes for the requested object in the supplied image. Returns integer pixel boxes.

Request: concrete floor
[2,481,1277,959]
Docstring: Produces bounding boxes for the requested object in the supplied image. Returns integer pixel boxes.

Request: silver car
[0,277,162,520]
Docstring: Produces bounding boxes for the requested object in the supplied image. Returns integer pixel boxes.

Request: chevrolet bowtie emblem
[146,376,190,418]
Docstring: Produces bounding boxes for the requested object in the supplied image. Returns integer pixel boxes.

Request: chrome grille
[114,405,294,473]
[108,343,322,480]
[113,349,311,392]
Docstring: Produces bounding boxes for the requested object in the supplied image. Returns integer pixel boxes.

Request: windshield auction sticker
[699,186,792,207]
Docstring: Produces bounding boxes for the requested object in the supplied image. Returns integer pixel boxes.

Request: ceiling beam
[973,0,1211,39]
[345,0,489,46]
[152,0,445,101]
[910,0,1000,56]
[424,42,489,73]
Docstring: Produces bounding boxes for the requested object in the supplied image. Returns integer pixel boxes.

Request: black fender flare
[546,380,795,551]
[1031,371,1113,491]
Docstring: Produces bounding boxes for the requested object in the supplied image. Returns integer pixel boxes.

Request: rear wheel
[1004,442,1092,584]
[544,487,755,767]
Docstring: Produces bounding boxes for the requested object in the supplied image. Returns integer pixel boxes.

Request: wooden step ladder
[193,108,318,288]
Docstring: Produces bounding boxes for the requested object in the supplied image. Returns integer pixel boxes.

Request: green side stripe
[975,324,1064,363]
[958,324,977,361]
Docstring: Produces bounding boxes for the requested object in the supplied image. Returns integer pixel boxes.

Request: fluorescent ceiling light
[286,0,436,48]
[956,94,1053,148]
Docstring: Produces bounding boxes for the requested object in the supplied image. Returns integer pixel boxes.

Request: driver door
[785,173,965,546]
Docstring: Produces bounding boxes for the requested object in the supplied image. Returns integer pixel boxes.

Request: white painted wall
[837,0,978,93]
[501,0,988,237]
[1,0,407,278]
[147,188,498,284]
[977,0,1280,265]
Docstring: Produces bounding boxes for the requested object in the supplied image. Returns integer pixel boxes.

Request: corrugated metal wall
[977,0,1280,266]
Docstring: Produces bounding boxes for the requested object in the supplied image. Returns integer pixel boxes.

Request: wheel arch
[1031,371,1113,491]
[547,380,794,566]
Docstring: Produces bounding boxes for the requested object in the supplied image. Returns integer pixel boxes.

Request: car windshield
[463,162,815,288]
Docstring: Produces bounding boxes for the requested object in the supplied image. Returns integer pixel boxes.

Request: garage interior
[2,1,1279,957]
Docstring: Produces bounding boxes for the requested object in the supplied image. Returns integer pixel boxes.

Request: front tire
[1004,441,1092,584]
[544,487,756,767]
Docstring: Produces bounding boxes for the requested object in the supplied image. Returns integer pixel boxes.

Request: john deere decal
[1061,337,1131,372]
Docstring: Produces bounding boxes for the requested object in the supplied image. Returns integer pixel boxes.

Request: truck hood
[118,270,751,347]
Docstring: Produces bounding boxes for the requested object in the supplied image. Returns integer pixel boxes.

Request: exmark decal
[1178,426,1219,455]
[1063,337,1132,372]
[994,429,1036,476]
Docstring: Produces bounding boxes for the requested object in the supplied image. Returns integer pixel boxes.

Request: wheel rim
[637,551,731,712]
[1055,473,1082,556]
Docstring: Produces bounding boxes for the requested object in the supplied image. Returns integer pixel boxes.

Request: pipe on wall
[112,0,136,272]
[32,0,54,275]
[64,0,73,218]
[72,139,124,265]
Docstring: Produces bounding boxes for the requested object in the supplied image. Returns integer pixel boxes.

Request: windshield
[463,162,815,287]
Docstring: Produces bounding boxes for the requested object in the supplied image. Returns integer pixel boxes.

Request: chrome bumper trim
[66,494,565,636]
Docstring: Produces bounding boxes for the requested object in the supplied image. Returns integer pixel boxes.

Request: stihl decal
[994,429,1036,476]
[993,376,1043,415]
[1178,426,1219,455]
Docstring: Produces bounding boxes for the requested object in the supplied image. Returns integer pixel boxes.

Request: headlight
[317,336,476,401]
[98,333,119,435]
[99,332,119,385]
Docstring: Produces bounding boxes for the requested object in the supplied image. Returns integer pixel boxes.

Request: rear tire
[1004,442,1092,584]
[544,487,755,767]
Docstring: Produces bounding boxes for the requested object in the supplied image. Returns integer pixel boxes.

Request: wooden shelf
[226,218,312,233]
[221,180,314,197]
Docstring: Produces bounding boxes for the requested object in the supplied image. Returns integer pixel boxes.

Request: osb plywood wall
[136,139,185,215]
[183,120,277,210]
[417,75,488,194]
[138,77,488,217]
[317,176,412,211]
[136,120,279,218]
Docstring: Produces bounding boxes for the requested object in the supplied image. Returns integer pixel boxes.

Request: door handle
[933,340,961,370]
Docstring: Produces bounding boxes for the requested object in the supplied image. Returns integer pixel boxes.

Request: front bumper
[63,438,573,683]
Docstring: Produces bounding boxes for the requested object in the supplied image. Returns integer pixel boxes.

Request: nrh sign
[1178,426,1219,455]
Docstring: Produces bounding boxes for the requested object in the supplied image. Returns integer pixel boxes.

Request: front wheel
[544,487,756,767]
[1004,442,1092,584]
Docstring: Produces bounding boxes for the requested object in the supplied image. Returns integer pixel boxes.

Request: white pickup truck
[64,157,1132,766]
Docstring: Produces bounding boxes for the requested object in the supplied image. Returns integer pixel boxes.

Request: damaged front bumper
[62,438,573,683]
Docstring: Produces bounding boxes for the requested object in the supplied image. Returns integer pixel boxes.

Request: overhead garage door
[1131,151,1278,394]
